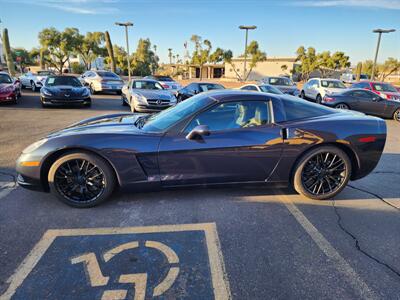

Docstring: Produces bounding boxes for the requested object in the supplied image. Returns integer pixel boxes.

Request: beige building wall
[225,57,297,81]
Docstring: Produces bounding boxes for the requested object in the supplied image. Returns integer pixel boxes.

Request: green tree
[361,60,374,78]
[244,41,266,81]
[131,38,158,76]
[75,32,105,70]
[105,45,127,74]
[379,57,400,81]
[190,35,212,80]
[104,31,116,73]
[2,28,15,76]
[209,47,225,64]
[296,46,319,80]
[221,49,243,81]
[38,27,80,74]
[355,62,362,81]
[11,48,32,67]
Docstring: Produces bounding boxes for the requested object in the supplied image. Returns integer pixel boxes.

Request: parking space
[0,91,400,299]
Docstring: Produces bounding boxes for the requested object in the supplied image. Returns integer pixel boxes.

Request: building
[164,63,225,79]
[224,56,298,81]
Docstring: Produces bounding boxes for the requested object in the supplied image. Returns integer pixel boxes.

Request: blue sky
[1,0,399,65]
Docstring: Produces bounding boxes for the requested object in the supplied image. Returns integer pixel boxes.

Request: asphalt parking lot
[0,91,399,299]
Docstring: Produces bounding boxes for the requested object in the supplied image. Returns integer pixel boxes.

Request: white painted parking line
[278,193,378,300]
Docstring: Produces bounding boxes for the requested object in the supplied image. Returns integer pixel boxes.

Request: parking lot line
[278,193,378,300]
[1,223,231,300]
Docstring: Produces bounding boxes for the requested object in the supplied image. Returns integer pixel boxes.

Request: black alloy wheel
[48,152,116,207]
[293,146,351,200]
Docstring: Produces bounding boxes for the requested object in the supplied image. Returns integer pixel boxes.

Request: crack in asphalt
[331,199,400,280]
[347,185,400,212]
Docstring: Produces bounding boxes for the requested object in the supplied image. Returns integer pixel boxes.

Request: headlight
[135,94,147,104]
[42,88,52,96]
[380,93,388,99]
[22,139,48,154]
[82,88,90,97]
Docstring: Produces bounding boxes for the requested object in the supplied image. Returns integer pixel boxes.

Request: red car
[350,81,400,101]
[0,72,21,103]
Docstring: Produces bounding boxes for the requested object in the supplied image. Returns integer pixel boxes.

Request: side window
[187,83,197,93]
[354,90,374,100]
[185,101,270,132]
[240,86,249,90]
[247,86,258,91]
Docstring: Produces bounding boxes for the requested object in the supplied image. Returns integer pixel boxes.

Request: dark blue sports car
[17,90,386,207]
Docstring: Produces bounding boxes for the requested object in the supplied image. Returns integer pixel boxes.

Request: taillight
[162,84,170,89]
[358,136,376,143]
[323,96,335,102]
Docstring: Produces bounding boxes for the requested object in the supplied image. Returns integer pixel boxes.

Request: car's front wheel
[293,146,351,200]
[316,94,322,104]
[31,81,37,92]
[48,152,116,207]
[393,108,400,122]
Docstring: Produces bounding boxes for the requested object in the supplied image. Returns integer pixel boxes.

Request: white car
[19,70,56,92]
[239,83,283,95]
[121,79,177,112]
[144,75,182,94]
[300,78,347,103]
[78,70,124,94]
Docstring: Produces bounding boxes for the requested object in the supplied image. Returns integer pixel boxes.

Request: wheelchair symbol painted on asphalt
[1,223,231,300]
[71,240,180,300]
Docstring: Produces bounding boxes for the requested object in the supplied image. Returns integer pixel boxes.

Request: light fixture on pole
[371,28,396,81]
[239,25,257,81]
[115,22,133,82]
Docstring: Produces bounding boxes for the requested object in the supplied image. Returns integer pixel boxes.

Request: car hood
[0,83,13,91]
[47,113,147,138]
[134,89,174,99]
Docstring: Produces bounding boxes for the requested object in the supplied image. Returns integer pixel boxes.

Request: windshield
[259,85,283,94]
[46,76,82,87]
[199,83,225,92]
[141,94,215,132]
[372,83,397,93]
[0,74,12,84]
[133,81,163,90]
[359,74,369,79]
[97,71,119,78]
[268,77,293,86]
[321,80,346,88]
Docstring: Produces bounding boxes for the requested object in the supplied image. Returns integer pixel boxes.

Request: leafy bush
[71,62,85,74]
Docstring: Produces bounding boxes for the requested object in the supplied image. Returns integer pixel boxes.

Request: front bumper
[41,96,91,106]
[16,153,47,192]
[134,104,174,112]
[17,174,45,191]
[0,91,17,101]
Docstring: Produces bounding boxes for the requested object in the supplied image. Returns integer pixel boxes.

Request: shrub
[71,62,85,74]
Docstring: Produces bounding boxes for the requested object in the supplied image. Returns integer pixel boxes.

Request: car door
[304,80,315,98]
[157,98,283,186]
[353,90,384,115]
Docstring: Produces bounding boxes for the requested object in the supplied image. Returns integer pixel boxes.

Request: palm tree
[168,48,173,64]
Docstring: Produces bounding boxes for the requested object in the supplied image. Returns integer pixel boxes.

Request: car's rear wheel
[48,152,116,208]
[393,109,400,122]
[293,146,351,200]
[335,103,349,110]
[300,91,305,99]
[316,94,322,104]
[31,81,37,92]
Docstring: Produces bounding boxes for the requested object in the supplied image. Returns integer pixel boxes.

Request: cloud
[291,0,400,10]
[13,0,120,14]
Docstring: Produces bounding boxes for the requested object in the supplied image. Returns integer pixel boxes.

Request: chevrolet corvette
[16,90,387,207]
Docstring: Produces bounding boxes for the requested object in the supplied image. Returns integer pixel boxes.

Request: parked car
[395,86,400,93]
[239,84,283,95]
[40,75,91,107]
[79,70,124,95]
[144,75,182,93]
[17,90,386,207]
[350,81,400,101]
[340,73,369,84]
[20,70,56,92]
[300,78,347,103]
[176,82,225,101]
[0,72,22,104]
[321,89,400,121]
[258,76,300,96]
[121,79,177,112]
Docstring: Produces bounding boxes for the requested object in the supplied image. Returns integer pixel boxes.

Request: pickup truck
[20,70,56,91]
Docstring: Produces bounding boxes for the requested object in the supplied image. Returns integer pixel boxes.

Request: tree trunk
[39,48,45,70]
[105,31,116,73]
[2,28,16,76]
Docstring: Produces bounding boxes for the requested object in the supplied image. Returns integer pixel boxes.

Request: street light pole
[371,28,396,81]
[239,25,256,81]
[115,22,133,82]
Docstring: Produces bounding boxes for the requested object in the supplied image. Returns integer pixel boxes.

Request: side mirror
[373,96,381,102]
[186,125,210,140]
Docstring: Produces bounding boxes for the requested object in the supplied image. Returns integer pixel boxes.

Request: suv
[300,78,347,103]
[350,81,400,101]
[79,70,124,94]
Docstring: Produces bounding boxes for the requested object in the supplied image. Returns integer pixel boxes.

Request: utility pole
[371,28,395,81]
[115,22,133,82]
[239,25,256,81]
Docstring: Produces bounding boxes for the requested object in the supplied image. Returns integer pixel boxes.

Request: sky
[0,0,399,65]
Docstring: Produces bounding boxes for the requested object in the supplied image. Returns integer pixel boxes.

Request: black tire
[334,103,350,110]
[293,146,351,200]
[11,95,18,104]
[122,96,128,106]
[48,152,116,208]
[84,101,92,108]
[316,94,322,104]
[300,91,305,99]
[90,84,97,95]
[393,109,400,122]
[117,91,122,95]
